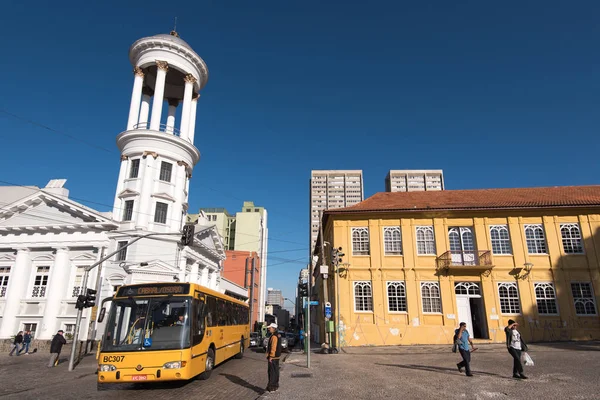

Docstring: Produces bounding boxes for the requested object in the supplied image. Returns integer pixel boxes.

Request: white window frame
[70,270,84,298]
[30,266,51,298]
[129,158,140,179]
[571,282,597,316]
[416,226,436,255]
[159,161,173,182]
[524,224,547,254]
[420,281,442,314]
[21,322,38,339]
[116,241,128,261]
[497,282,521,314]
[489,225,512,255]
[534,282,559,315]
[351,227,370,256]
[383,227,403,255]
[0,266,11,298]
[122,200,134,222]
[353,281,373,312]
[154,202,169,224]
[560,223,584,254]
[387,281,407,313]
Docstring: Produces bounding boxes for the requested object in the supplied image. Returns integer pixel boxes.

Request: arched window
[416,226,436,255]
[524,225,547,254]
[560,224,583,254]
[383,227,402,255]
[352,227,370,255]
[490,225,512,255]
[353,281,373,311]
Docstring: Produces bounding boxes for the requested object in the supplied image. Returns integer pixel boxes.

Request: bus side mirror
[97,307,106,323]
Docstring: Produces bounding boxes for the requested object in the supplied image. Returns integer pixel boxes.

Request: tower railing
[133,122,182,137]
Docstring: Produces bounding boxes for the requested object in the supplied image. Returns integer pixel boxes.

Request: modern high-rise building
[385,170,444,192]
[267,288,284,307]
[309,170,364,256]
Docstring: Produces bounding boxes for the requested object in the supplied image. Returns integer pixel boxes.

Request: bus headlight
[99,364,117,372]
[163,361,186,369]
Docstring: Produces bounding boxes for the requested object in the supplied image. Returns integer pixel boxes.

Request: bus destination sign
[116,284,190,297]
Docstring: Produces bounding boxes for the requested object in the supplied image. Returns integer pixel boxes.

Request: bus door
[191,293,207,371]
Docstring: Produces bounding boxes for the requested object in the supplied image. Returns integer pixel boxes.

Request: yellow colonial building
[312,186,600,347]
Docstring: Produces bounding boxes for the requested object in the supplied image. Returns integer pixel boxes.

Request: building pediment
[0,190,118,234]
[188,224,226,261]
[151,192,176,202]
[117,189,140,199]
[128,259,181,276]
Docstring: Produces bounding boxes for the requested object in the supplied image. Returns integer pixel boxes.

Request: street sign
[324,301,332,319]
[310,301,319,306]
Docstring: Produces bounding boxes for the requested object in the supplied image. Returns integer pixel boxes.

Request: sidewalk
[0,346,98,397]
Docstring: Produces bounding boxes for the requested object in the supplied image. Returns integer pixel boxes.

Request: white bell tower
[112,31,208,232]
[103,31,223,291]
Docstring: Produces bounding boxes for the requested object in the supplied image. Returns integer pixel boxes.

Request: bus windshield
[103,297,192,352]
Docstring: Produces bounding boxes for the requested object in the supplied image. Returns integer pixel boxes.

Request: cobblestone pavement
[267,342,600,400]
[0,346,276,400]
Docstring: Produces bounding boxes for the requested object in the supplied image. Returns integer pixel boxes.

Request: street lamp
[284,297,295,306]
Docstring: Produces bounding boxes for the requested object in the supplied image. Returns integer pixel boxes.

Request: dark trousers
[508,347,523,375]
[458,349,472,375]
[267,359,280,389]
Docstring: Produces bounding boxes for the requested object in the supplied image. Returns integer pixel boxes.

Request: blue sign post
[324,301,332,319]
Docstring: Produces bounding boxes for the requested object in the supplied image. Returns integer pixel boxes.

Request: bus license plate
[132,375,147,381]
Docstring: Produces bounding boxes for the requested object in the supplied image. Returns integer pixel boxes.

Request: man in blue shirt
[454,322,477,377]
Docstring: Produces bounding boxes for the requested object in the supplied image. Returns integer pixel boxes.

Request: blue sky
[1,1,599,309]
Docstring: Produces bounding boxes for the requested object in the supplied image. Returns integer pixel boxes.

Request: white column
[150,61,168,131]
[0,249,32,338]
[136,154,156,228]
[209,270,218,290]
[40,248,72,338]
[127,67,145,130]
[166,98,178,133]
[138,87,153,128]
[188,95,199,143]
[179,74,197,141]
[200,267,209,287]
[112,155,129,218]
[178,256,187,282]
[191,262,201,284]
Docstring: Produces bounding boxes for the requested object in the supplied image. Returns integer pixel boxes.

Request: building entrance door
[455,282,489,339]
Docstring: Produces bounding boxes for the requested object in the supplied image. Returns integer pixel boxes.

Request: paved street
[2,342,600,399]
[0,346,276,400]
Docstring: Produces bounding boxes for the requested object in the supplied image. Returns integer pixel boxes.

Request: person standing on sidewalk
[455,322,477,377]
[9,331,23,356]
[299,328,305,352]
[48,330,67,368]
[266,323,282,392]
[505,319,528,379]
[22,331,32,355]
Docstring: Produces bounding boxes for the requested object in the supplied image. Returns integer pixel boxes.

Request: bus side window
[206,296,216,327]
[192,299,205,346]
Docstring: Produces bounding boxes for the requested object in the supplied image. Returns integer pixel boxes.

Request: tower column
[166,98,179,134]
[127,67,145,130]
[188,94,199,143]
[150,61,169,131]
[136,153,156,228]
[138,87,153,128]
[40,248,71,338]
[179,74,196,141]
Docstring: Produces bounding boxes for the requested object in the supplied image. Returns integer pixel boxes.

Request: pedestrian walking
[22,330,32,355]
[265,323,282,392]
[299,328,305,351]
[505,319,528,379]
[48,330,67,368]
[454,322,477,377]
[8,331,23,356]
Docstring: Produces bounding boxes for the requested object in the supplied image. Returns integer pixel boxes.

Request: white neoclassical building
[0,31,226,341]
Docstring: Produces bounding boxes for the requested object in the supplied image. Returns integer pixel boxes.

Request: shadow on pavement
[531,341,600,352]
[220,373,265,395]
[376,363,510,379]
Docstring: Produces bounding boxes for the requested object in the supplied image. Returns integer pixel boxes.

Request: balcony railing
[31,285,47,298]
[436,250,493,270]
[133,122,181,137]
[0,286,6,297]
[72,286,81,297]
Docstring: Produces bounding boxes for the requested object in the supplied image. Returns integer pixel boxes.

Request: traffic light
[331,247,345,266]
[298,282,308,297]
[85,288,97,308]
[181,224,195,246]
[75,295,86,310]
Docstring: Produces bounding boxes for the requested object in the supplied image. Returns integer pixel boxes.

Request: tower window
[154,202,168,224]
[116,241,128,261]
[123,200,134,221]
[159,162,172,182]
[129,159,140,179]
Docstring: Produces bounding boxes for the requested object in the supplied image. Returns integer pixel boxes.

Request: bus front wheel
[199,348,215,380]
[235,339,244,359]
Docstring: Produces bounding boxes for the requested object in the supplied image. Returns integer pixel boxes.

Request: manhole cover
[291,373,313,378]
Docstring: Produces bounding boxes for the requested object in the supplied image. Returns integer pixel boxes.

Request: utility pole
[248,256,256,331]
[87,247,106,353]
[319,210,329,349]
[67,228,209,371]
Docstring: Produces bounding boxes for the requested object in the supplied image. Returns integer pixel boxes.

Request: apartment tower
[385,170,444,192]
[309,170,364,256]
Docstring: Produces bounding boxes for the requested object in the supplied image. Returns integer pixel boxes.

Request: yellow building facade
[313,187,600,346]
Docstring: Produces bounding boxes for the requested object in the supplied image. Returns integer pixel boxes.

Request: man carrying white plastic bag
[505,319,530,379]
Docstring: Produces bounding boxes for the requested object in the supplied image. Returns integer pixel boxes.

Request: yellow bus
[97,282,249,383]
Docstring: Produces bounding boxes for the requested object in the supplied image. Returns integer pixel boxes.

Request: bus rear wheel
[235,339,244,359]
[199,348,215,380]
